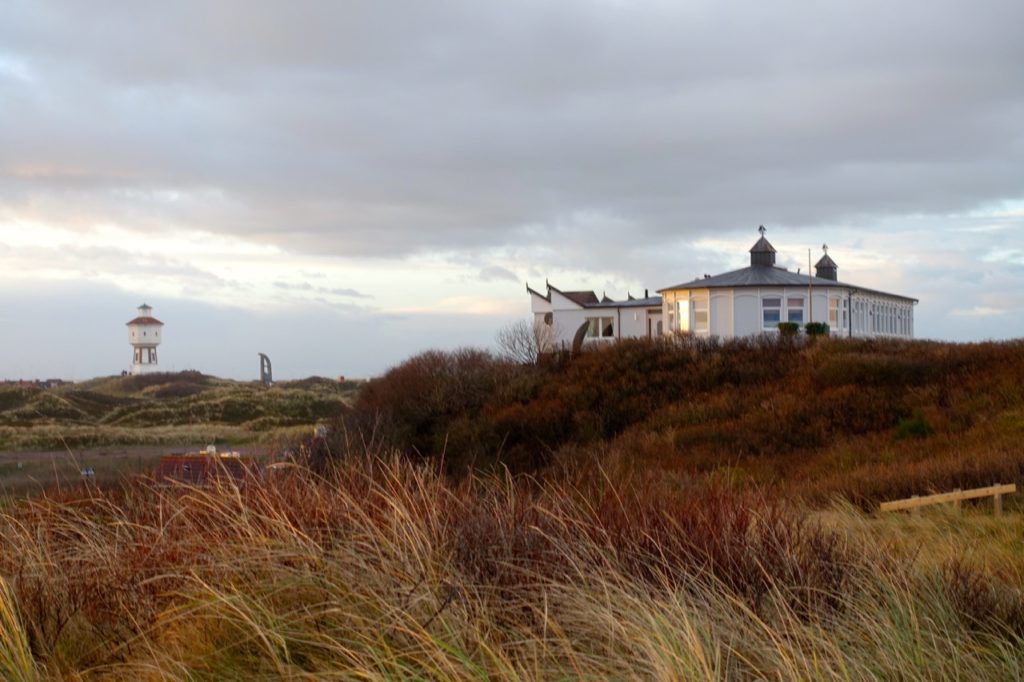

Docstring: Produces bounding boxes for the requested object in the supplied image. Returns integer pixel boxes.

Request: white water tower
[126,303,164,375]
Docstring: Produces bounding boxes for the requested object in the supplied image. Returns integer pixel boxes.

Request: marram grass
[0,456,1023,680]
[0,576,35,682]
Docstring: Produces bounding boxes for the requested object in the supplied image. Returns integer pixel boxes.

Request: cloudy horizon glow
[2,1,1023,380]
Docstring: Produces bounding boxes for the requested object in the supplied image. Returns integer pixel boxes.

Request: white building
[126,303,164,375]
[528,227,916,348]
[527,283,664,349]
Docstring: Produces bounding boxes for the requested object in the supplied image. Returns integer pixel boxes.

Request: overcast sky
[2,1,1023,380]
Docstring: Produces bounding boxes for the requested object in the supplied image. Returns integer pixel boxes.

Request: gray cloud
[2,0,1022,263]
[1,0,1023,373]
[477,265,519,283]
[274,280,372,299]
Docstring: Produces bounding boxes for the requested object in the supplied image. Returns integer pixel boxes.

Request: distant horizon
[2,2,1022,379]
[4,319,1024,385]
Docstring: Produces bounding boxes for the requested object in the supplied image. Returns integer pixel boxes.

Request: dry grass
[0,577,34,682]
[0,373,356,452]
[1,456,1023,679]
[3,338,1023,677]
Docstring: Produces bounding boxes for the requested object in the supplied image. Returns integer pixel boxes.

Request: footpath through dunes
[344,336,1024,507]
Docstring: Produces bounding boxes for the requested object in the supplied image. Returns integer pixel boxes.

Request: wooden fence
[879,483,1016,516]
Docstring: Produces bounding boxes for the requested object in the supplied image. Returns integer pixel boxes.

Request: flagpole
[808,249,813,324]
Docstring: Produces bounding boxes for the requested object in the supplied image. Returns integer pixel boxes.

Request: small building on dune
[528,227,917,349]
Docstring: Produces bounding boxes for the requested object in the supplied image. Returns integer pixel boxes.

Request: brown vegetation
[2,457,1024,678]
[340,335,1024,508]
[3,337,1024,676]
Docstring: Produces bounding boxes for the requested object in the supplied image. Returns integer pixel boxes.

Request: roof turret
[814,244,838,281]
[749,225,777,266]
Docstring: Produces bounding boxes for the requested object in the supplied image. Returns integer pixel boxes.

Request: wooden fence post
[995,488,1003,517]
[911,495,919,516]
[953,488,961,513]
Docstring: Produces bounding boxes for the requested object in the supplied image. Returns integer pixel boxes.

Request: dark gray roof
[815,253,838,269]
[749,236,776,253]
[529,282,662,308]
[527,284,601,306]
[586,296,663,309]
[561,290,600,306]
[658,265,917,302]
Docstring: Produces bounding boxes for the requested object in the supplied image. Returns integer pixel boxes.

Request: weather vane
[822,243,829,254]
[758,225,767,237]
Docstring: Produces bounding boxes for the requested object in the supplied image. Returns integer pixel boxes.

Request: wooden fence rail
[879,483,1016,515]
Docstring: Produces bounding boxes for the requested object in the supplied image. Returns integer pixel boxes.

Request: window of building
[762,297,782,329]
[543,312,553,326]
[585,317,614,338]
[676,299,690,332]
[828,299,839,328]
[786,296,804,324]
[693,298,709,332]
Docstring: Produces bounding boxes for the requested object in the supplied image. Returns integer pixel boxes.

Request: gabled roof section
[526,283,550,302]
[529,282,661,308]
[562,290,600,306]
[548,284,599,307]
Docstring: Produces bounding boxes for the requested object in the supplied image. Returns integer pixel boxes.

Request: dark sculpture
[258,353,273,387]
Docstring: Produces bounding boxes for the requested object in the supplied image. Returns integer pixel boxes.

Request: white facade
[660,286,915,339]
[658,234,916,339]
[126,303,164,375]
[528,284,663,351]
[527,231,916,346]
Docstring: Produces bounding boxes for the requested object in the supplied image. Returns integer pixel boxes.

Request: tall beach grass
[0,455,1022,679]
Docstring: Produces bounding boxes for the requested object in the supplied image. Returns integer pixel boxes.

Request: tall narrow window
[828,299,839,328]
[676,300,690,332]
[762,297,782,329]
[786,296,804,324]
[693,299,709,333]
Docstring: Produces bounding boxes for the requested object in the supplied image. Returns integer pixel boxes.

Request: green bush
[805,322,830,336]
[895,411,934,440]
[777,322,800,337]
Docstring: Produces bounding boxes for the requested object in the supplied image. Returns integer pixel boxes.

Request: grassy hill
[3,337,1024,678]
[347,336,1024,506]
[0,371,359,451]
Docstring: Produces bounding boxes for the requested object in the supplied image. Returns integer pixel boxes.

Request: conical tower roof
[749,226,776,266]
[815,253,837,269]
[749,235,776,254]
